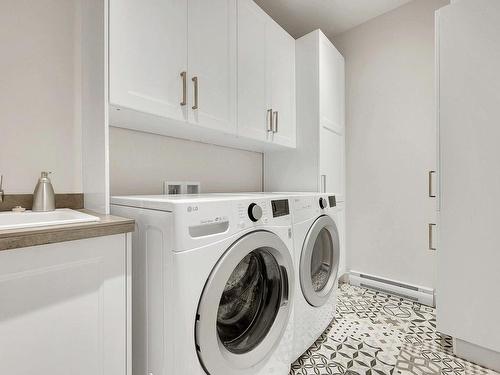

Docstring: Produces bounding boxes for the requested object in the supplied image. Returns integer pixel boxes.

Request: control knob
[319,197,328,209]
[248,203,263,222]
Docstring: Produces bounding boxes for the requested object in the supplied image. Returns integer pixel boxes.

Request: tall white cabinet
[436,0,500,371]
[265,29,346,274]
[265,29,345,196]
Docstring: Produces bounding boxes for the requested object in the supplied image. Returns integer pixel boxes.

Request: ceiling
[253,0,413,39]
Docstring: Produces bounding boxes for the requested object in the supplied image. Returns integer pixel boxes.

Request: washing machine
[110,193,295,375]
[288,193,341,361]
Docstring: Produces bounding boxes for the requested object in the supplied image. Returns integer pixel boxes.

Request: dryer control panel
[328,195,337,207]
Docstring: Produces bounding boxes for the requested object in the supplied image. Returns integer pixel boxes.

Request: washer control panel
[235,198,291,230]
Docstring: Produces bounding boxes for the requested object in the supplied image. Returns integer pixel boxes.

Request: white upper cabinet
[236,0,270,142]
[187,0,237,134]
[237,0,296,147]
[109,0,188,122]
[319,33,345,134]
[267,18,296,148]
[109,0,295,151]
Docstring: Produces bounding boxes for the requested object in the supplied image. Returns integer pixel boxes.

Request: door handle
[192,76,198,110]
[428,223,437,251]
[428,171,436,198]
[267,109,273,132]
[272,111,279,133]
[180,71,187,106]
[279,266,289,306]
[321,175,326,193]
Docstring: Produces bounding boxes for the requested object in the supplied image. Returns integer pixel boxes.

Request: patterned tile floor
[290,283,499,375]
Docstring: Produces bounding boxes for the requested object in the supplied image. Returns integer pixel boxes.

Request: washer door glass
[217,249,281,354]
[300,215,340,307]
[196,231,293,374]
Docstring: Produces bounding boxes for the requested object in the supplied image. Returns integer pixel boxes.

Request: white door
[319,127,344,195]
[319,34,345,134]
[237,0,271,142]
[0,235,129,375]
[267,20,296,147]
[109,0,188,121]
[188,0,237,134]
[437,0,500,354]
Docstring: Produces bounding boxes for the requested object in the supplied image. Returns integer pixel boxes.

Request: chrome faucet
[0,175,4,203]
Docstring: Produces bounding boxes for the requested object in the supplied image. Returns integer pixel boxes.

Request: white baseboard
[348,270,435,307]
[455,339,500,372]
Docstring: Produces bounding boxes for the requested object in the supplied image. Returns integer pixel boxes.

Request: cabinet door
[109,0,188,121]
[267,20,296,147]
[188,0,237,134]
[319,34,345,134]
[0,235,129,375]
[237,0,271,142]
[319,126,344,195]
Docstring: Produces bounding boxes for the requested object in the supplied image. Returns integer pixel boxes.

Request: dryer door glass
[310,227,334,292]
[196,231,293,374]
[300,215,340,307]
[217,249,281,354]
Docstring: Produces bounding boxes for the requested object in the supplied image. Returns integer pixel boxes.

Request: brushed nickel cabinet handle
[429,170,436,198]
[428,223,437,250]
[192,76,198,110]
[180,71,187,106]
[267,109,273,132]
[272,111,279,133]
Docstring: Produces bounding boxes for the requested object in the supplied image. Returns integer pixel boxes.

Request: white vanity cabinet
[109,0,237,136]
[265,29,345,196]
[237,0,296,148]
[0,234,131,375]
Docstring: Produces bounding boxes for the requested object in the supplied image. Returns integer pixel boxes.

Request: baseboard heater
[348,271,435,307]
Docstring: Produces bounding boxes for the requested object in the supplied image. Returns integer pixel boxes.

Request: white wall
[0,0,263,198]
[334,0,448,289]
[0,0,82,194]
[109,127,263,195]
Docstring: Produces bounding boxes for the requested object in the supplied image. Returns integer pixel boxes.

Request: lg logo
[187,206,199,213]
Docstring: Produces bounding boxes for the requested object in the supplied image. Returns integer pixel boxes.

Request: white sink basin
[0,208,100,231]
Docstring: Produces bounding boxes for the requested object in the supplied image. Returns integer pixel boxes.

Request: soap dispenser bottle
[32,171,55,212]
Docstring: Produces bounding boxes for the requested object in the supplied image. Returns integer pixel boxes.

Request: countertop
[0,209,135,251]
